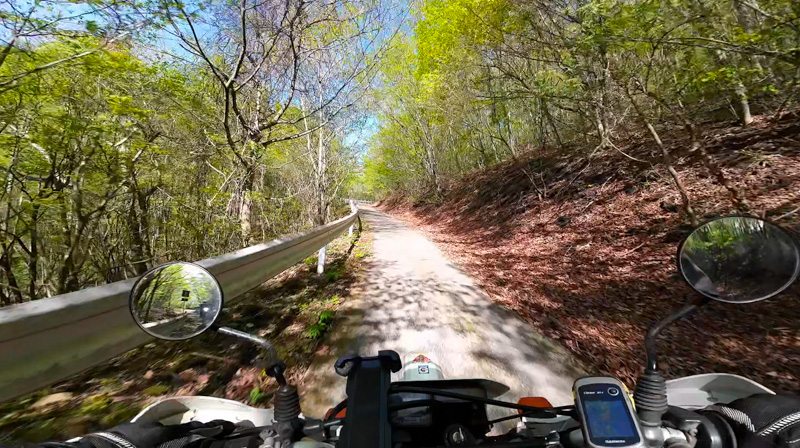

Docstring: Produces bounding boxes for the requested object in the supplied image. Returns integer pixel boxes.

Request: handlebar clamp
[334,350,402,377]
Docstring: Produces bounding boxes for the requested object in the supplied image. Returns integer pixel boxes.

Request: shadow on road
[301,208,585,419]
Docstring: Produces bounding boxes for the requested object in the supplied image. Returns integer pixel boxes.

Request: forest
[2,0,799,304]
[0,0,393,304]
[364,0,799,210]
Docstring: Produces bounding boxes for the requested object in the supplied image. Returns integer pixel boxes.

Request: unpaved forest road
[302,207,584,419]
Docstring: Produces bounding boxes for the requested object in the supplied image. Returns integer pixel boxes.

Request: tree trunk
[0,244,23,304]
[425,145,442,197]
[595,108,612,150]
[58,206,74,295]
[128,193,149,276]
[626,89,698,226]
[316,128,327,226]
[28,202,39,300]
[542,99,563,148]
[0,288,9,306]
[240,169,255,241]
[136,188,154,270]
[735,83,753,126]
[732,0,756,126]
[681,113,750,211]
[58,206,84,294]
[644,89,750,211]
[300,96,327,226]
[648,126,698,226]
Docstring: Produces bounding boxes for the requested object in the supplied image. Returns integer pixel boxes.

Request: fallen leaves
[381,114,800,394]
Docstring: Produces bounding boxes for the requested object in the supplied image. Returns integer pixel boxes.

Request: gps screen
[578,383,641,446]
[584,399,637,438]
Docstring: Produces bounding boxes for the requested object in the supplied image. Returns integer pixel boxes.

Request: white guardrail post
[348,200,357,237]
[0,206,360,403]
[316,246,326,274]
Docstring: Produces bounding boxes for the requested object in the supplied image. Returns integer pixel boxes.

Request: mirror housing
[636,217,799,430]
[129,262,223,340]
[677,216,800,303]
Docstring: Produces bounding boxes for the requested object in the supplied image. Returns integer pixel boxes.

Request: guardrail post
[348,200,357,237]
[317,245,326,274]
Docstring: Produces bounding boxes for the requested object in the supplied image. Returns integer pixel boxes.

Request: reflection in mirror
[679,217,800,303]
[130,262,223,340]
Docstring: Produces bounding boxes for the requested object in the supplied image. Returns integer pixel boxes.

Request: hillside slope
[380,113,800,393]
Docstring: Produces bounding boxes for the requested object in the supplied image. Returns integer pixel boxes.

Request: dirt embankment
[380,113,800,394]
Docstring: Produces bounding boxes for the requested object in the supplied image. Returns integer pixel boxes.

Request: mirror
[130,262,223,340]
[679,217,800,303]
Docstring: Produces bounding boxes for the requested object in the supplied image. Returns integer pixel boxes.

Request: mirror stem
[644,297,709,372]
[214,326,280,367]
[636,297,710,443]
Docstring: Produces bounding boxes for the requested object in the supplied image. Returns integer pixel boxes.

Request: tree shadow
[377,116,800,394]
[301,208,588,420]
[430,214,800,394]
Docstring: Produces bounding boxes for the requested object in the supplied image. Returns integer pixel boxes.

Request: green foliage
[325,265,345,282]
[365,0,800,199]
[100,403,138,427]
[305,309,335,339]
[249,387,266,404]
[79,395,113,414]
[0,30,368,305]
[142,385,170,397]
[305,325,324,339]
[319,310,334,322]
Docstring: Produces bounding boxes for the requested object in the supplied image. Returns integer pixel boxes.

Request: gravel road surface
[302,207,585,419]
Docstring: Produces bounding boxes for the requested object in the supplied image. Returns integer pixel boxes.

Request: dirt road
[302,207,584,418]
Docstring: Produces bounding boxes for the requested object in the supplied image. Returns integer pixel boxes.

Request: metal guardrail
[345,198,373,205]
[0,206,360,403]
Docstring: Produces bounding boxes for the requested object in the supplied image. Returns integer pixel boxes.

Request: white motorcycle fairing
[131,396,275,426]
[666,373,774,410]
[130,354,454,428]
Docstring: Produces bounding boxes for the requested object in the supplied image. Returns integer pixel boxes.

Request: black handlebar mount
[634,298,709,446]
[335,350,402,448]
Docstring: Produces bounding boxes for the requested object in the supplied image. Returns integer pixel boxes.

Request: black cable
[388,399,439,411]
[487,406,576,425]
[489,412,534,425]
[389,386,562,417]
[557,406,578,419]
[218,425,275,439]
[323,419,343,428]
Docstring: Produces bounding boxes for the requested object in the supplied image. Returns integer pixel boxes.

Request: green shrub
[249,387,266,404]
[306,324,324,339]
[319,310,333,323]
[142,385,170,397]
[325,269,341,282]
[305,310,335,339]
[80,395,113,414]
